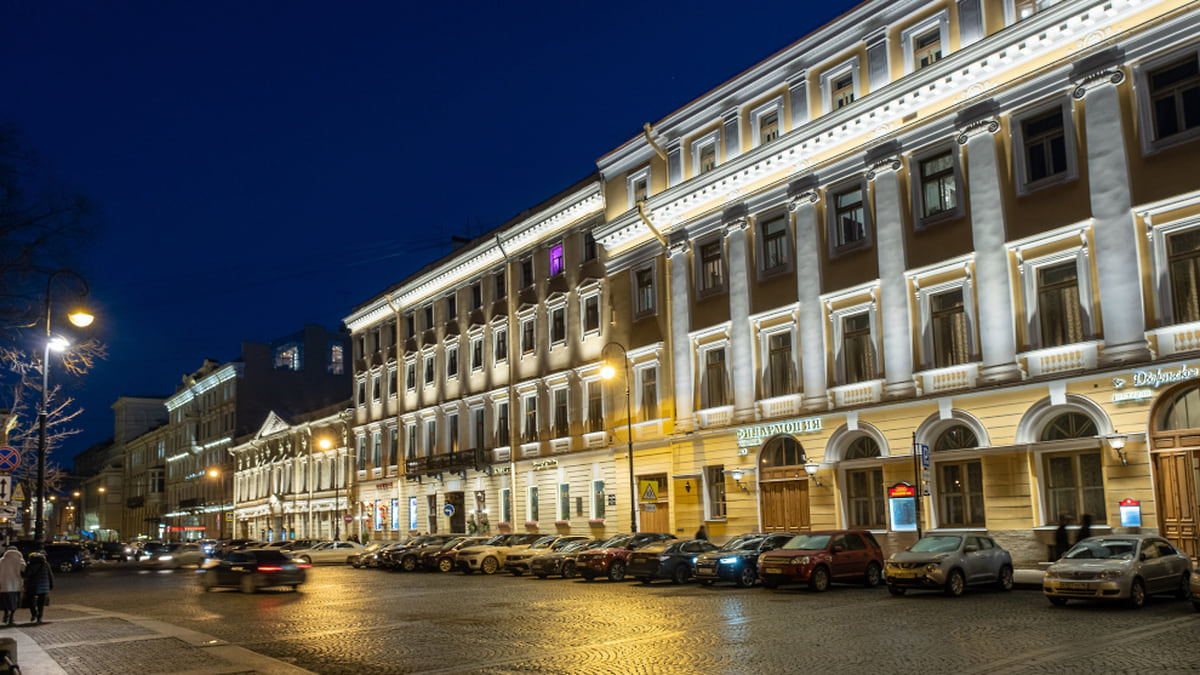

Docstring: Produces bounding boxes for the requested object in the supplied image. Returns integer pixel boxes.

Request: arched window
[845,436,881,460]
[1158,386,1200,430]
[759,436,806,467]
[932,424,984,527]
[934,424,978,451]
[1040,413,1097,441]
[843,434,884,529]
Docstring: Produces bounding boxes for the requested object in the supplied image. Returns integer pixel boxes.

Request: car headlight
[658,555,671,561]
[1099,569,1125,580]
[159,555,173,561]
[925,562,941,573]
[791,556,810,566]
[719,557,738,564]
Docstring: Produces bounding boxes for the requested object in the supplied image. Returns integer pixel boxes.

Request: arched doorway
[757,436,811,533]
[1150,384,1200,558]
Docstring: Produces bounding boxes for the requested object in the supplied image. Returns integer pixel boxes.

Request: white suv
[457,533,546,574]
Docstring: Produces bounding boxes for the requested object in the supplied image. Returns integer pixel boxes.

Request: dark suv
[575,533,676,581]
[694,532,795,587]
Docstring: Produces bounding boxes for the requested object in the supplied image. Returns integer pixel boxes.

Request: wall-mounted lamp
[804,462,824,487]
[731,469,744,482]
[684,481,691,493]
[1107,434,1128,466]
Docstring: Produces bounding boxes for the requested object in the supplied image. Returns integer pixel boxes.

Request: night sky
[1,1,839,466]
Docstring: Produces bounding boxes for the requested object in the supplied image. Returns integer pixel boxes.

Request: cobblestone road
[56,563,1200,674]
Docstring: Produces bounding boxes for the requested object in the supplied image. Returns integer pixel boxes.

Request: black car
[14,541,91,573]
[387,534,462,572]
[694,533,795,587]
[201,549,309,593]
[529,539,602,578]
[628,539,718,584]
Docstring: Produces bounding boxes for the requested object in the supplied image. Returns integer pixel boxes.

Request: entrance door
[1152,451,1199,558]
[759,479,810,533]
[638,475,670,533]
[446,492,466,533]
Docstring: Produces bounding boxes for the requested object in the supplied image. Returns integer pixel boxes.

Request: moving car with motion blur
[1042,534,1191,608]
[504,535,590,576]
[348,543,387,568]
[140,542,207,569]
[695,533,794,587]
[202,549,309,593]
[884,533,1013,597]
[290,540,364,565]
[629,539,718,584]
[576,533,676,582]
[758,530,885,591]
[529,539,601,579]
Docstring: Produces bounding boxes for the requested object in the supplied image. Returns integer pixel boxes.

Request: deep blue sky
[1,1,838,466]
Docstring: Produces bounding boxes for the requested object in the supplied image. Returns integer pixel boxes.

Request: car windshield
[560,540,593,553]
[439,538,466,551]
[551,538,583,551]
[1063,538,1138,560]
[909,536,962,553]
[528,536,558,550]
[482,535,509,546]
[599,534,634,549]
[720,535,765,552]
[782,534,831,550]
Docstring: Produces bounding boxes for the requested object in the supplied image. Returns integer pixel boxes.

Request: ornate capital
[956,118,1001,145]
[667,240,690,258]
[865,157,902,181]
[1072,67,1125,99]
[787,190,820,211]
[724,218,750,236]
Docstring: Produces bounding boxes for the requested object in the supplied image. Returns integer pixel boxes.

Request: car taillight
[257,565,283,572]
[296,563,312,569]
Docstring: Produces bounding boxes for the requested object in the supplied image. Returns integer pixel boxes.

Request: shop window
[527,486,539,523]
[1168,228,1200,324]
[428,495,438,533]
[1043,451,1106,523]
[501,487,512,524]
[704,465,727,520]
[558,483,570,521]
[930,288,970,368]
[846,468,886,529]
[842,313,875,384]
[1037,262,1084,348]
[937,461,985,527]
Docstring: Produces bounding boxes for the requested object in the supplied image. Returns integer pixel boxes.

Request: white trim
[627,166,651,211]
[900,11,949,74]
[1010,97,1079,196]
[1018,242,1094,350]
[819,56,861,114]
[749,97,784,148]
[690,129,721,177]
[1147,210,1200,327]
[1132,45,1200,157]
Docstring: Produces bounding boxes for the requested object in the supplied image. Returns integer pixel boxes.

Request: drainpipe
[495,234,518,529]
[634,201,673,534]
[642,123,668,161]
[386,292,404,538]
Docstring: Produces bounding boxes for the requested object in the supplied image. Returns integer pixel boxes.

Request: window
[427,495,438,533]
[1022,107,1068,185]
[705,465,727,519]
[520,258,534,288]
[759,215,790,274]
[551,306,566,344]
[446,294,457,320]
[424,355,435,386]
[759,110,779,145]
[406,314,416,339]
[1038,261,1084,347]
[471,336,484,371]
[918,150,957,219]
[388,369,397,398]
[588,380,604,433]
[357,380,366,407]
[447,412,459,453]
[914,28,942,70]
[501,487,512,524]
[523,394,538,443]
[640,367,658,420]
[930,288,969,368]
[558,483,570,521]
[372,431,382,467]
[356,435,366,470]
[1168,228,1200,324]
[471,408,485,450]
[1148,55,1200,141]
[1041,412,1097,441]
[327,343,344,375]
[425,420,437,457]
[634,266,655,316]
[698,240,725,294]
[843,313,875,384]
[583,294,601,334]
[549,243,565,277]
[704,348,728,408]
[833,73,855,109]
[446,346,458,379]
[406,362,416,391]
[937,460,985,527]
[496,401,510,447]
[372,375,381,401]
[423,305,433,329]
[583,231,598,262]
[1044,451,1106,523]
[495,327,508,363]
[471,283,483,309]
[767,332,794,396]
[591,480,605,519]
[494,270,506,299]
[553,388,569,437]
[275,343,302,371]
[902,12,950,73]
[521,317,535,355]
[388,427,398,466]
[846,468,886,529]
[628,168,650,209]
[527,486,539,523]
[698,141,717,174]
[832,186,867,249]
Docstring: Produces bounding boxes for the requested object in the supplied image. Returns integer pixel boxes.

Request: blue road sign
[443,503,455,517]
[0,447,19,472]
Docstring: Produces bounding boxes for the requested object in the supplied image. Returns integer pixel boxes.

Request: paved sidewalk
[3,604,312,675]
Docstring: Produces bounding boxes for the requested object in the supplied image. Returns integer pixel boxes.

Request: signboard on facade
[1111,364,1200,404]
[1119,498,1142,528]
[736,416,824,448]
[888,483,917,532]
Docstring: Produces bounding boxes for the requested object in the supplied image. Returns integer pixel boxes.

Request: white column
[957,117,1021,383]
[725,219,756,422]
[1073,67,1152,365]
[868,156,916,399]
[669,242,695,431]
[790,189,829,411]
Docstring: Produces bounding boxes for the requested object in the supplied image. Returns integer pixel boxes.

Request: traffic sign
[0,476,9,502]
[920,444,930,469]
[10,483,24,502]
[443,503,455,517]
[0,505,16,519]
[0,447,19,472]
[343,514,353,524]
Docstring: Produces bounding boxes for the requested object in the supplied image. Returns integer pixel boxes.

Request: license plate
[888,570,915,579]
[698,565,715,571]
[1059,581,1092,591]
[763,567,781,575]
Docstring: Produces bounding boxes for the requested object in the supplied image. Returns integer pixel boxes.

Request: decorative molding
[787,190,820,211]
[1072,67,1125,99]
[956,118,1001,145]
[865,156,902,181]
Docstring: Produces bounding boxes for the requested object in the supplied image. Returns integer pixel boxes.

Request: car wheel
[1047,595,1068,606]
[864,562,882,588]
[57,561,74,574]
[481,556,499,575]
[438,558,454,574]
[562,561,576,579]
[944,569,965,597]
[1176,573,1190,600]
[240,575,257,594]
[608,560,626,582]
[300,556,312,565]
[1128,579,1146,609]
[737,566,757,588]
[808,566,830,592]
[672,564,690,585]
[401,556,417,573]
[887,584,905,596]
[997,565,1014,592]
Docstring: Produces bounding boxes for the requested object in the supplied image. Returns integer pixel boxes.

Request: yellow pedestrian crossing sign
[639,480,658,503]
[10,482,23,502]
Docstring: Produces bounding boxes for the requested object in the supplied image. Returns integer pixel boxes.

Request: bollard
[0,636,18,675]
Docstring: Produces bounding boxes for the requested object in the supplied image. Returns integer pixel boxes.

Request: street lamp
[319,438,339,540]
[600,341,637,534]
[207,468,222,539]
[35,270,93,545]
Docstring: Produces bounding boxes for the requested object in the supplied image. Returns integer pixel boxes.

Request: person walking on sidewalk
[0,547,24,626]
[22,550,53,625]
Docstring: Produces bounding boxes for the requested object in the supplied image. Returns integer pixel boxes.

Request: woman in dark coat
[22,551,53,625]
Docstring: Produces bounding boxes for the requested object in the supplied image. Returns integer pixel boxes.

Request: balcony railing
[405,448,487,477]
[916,363,979,395]
[1021,341,1100,377]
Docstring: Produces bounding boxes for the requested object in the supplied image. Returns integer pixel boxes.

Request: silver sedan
[1043,534,1192,608]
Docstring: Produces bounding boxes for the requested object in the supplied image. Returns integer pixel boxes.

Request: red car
[575,533,675,581]
[757,530,884,591]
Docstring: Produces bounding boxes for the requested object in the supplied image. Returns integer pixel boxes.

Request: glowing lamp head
[319,438,332,450]
[48,336,70,352]
[68,310,95,328]
[208,469,219,478]
[600,364,617,380]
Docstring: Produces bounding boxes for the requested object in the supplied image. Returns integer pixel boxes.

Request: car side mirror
[832,545,844,553]
[1139,552,1147,561]
[964,545,978,553]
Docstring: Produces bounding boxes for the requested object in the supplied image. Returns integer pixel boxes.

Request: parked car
[201,549,309,593]
[884,533,1013,597]
[422,536,489,572]
[629,539,718,584]
[1042,534,1191,608]
[290,540,364,565]
[695,533,794,587]
[758,530,885,591]
[15,542,92,573]
[348,543,386,568]
[387,534,462,571]
[504,535,590,576]
[529,539,601,579]
[457,533,545,574]
[141,542,207,569]
[575,533,676,581]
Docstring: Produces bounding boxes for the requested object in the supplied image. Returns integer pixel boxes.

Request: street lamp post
[319,438,339,540]
[600,341,637,534]
[35,270,93,545]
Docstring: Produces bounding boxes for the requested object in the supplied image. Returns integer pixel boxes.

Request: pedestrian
[22,550,53,625]
[1053,514,1071,559]
[0,547,24,626]
[1075,513,1093,545]
[695,525,708,541]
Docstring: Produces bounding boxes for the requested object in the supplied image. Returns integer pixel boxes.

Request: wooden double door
[759,466,811,533]
[1150,441,1200,559]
